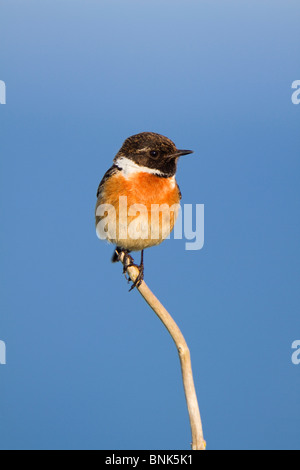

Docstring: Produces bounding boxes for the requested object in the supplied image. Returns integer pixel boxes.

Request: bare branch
[118,251,206,451]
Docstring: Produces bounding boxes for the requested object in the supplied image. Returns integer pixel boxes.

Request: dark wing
[96,164,120,199]
[176,181,182,200]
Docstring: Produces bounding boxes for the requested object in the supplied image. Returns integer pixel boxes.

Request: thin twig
[118,251,206,451]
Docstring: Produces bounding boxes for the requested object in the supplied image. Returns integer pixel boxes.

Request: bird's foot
[114,248,144,291]
[127,261,144,292]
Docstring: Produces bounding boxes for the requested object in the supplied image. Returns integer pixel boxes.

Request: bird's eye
[150,150,158,157]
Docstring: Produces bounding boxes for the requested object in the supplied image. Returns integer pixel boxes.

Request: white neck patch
[115,156,164,177]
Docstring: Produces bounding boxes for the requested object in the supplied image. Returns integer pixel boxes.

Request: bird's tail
[112,247,130,263]
[111,249,119,263]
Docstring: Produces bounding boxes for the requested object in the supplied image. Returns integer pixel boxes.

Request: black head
[114,132,193,177]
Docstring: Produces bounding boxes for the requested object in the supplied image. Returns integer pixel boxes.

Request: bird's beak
[171,149,194,158]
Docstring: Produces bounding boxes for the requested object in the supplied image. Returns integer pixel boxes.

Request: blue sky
[0,0,299,450]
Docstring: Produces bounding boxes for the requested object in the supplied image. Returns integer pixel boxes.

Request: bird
[95,132,193,290]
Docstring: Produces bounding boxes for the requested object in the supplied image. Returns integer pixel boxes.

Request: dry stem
[118,251,206,451]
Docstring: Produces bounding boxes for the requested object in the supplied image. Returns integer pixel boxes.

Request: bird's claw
[115,249,144,292]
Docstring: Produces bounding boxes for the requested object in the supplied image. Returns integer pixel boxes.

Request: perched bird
[95,132,193,290]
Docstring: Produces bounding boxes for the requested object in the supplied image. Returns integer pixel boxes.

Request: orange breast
[96,172,181,251]
[101,172,180,207]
